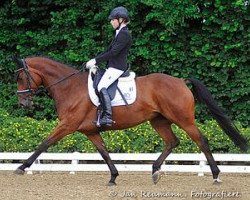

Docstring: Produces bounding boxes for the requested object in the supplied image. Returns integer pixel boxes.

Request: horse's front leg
[15,122,72,174]
[87,133,119,186]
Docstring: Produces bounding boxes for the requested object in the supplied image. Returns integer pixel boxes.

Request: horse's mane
[27,55,80,71]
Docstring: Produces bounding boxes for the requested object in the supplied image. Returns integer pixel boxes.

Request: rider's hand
[86,58,96,69]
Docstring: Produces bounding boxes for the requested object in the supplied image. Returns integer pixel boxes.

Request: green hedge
[1,108,249,153]
[0,83,57,120]
[0,1,249,125]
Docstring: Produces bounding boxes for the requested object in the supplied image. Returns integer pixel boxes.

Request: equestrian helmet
[108,6,129,22]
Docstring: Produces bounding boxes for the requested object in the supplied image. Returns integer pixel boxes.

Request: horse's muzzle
[18,98,34,109]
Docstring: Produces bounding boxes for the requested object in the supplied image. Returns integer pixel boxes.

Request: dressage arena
[1,172,249,200]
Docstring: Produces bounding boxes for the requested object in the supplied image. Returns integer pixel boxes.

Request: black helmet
[108,6,129,22]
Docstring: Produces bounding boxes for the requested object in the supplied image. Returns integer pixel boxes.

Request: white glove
[86,58,96,69]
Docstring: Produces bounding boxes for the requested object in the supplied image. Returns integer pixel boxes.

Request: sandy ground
[0,172,249,200]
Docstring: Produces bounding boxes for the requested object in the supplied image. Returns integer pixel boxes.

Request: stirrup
[96,117,114,127]
[94,105,114,127]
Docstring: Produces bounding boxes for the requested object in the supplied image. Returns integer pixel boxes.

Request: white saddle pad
[88,69,137,107]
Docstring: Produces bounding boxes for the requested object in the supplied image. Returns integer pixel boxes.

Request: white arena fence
[0,152,250,176]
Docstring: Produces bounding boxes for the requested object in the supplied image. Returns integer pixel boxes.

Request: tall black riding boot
[98,88,113,127]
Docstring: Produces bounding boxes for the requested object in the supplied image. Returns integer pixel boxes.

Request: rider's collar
[115,24,126,37]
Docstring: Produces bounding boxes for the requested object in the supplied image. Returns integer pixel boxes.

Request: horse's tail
[186,78,248,152]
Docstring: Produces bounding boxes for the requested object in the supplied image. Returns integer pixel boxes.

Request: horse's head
[13,56,43,108]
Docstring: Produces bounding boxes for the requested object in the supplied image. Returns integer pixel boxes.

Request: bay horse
[13,56,248,185]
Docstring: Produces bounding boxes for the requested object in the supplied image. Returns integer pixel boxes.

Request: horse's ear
[12,55,24,69]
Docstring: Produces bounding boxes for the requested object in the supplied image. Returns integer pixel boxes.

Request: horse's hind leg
[87,133,119,186]
[150,115,180,184]
[181,124,221,184]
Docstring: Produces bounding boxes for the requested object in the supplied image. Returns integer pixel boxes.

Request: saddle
[92,68,130,101]
[87,66,136,107]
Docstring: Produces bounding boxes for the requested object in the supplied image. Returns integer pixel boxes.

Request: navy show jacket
[95,26,132,71]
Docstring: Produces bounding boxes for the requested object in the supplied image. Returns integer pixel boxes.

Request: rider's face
[110,19,119,29]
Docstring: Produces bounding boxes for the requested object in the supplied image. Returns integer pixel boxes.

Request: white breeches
[97,67,124,92]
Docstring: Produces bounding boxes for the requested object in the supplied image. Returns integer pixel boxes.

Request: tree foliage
[0,0,249,125]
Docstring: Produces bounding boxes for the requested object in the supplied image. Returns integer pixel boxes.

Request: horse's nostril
[19,104,26,108]
[18,101,25,107]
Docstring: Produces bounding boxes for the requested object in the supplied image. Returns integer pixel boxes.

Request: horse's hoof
[152,170,164,184]
[213,178,222,185]
[107,181,117,186]
[14,168,25,175]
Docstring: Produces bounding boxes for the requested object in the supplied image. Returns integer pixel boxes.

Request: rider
[86,6,132,127]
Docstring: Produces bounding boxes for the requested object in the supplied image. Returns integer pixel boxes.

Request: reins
[40,62,86,95]
[44,69,83,92]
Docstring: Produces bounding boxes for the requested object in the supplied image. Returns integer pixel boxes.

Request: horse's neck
[38,61,77,88]
[36,61,86,115]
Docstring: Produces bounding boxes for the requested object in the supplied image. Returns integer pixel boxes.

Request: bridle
[15,59,40,95]
[15,59,85,97]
